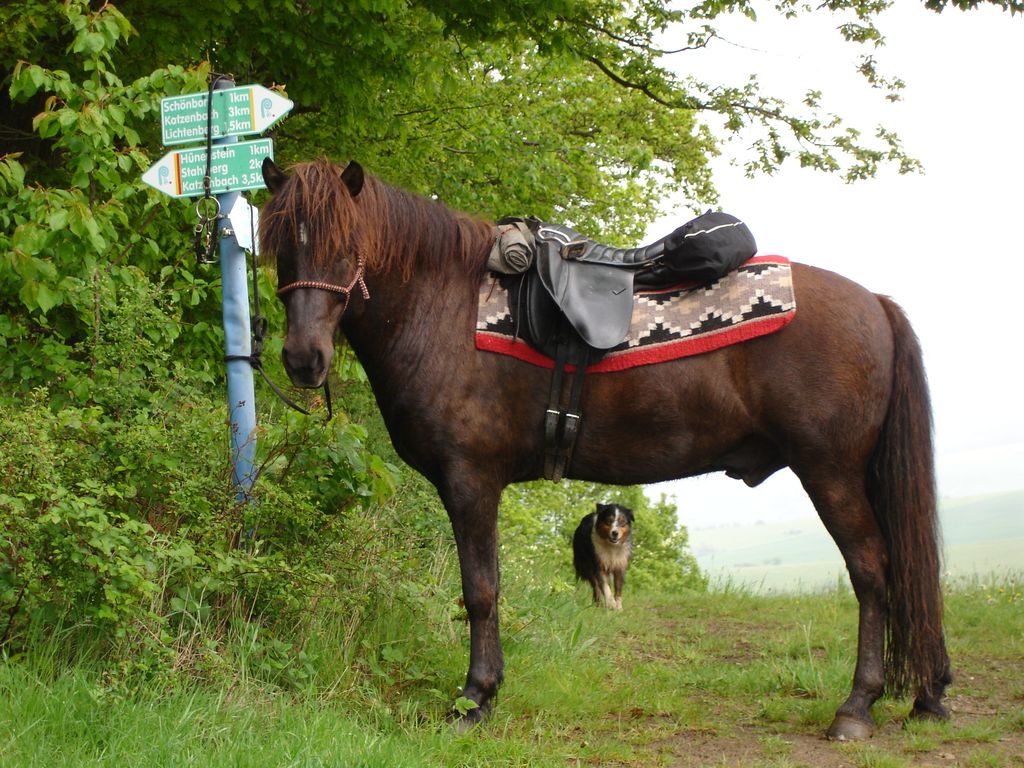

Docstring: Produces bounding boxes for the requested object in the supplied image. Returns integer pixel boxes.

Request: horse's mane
[260,159,495,284]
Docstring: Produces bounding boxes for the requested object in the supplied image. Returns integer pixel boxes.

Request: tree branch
[582,54,675,108]
[562,17,714,55]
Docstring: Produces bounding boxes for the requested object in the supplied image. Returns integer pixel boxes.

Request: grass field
[690,490,1024,593]
[3,576,1022,767]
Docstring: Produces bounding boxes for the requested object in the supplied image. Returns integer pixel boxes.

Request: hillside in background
[688,489,1024,592]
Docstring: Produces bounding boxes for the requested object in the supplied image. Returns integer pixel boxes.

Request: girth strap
[543,327,591,482]
[543,359,565,481]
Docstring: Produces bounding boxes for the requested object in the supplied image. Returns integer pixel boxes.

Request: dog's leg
[598,571,615,609]
[589,577,602,605]
[612,569,624,610]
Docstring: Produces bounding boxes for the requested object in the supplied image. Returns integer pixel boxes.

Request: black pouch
[646,211,757,285]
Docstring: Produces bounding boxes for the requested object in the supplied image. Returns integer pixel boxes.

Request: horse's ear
[262,157,288,193]
[340,161,364,198]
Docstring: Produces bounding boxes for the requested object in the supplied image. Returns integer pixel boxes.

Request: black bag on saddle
[638,211,757,287]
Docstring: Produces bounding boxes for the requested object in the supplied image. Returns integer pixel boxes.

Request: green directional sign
[142,139,274,198]
[161,85,293,146]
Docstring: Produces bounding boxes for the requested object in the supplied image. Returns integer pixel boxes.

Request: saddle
[532,222,666,352]
[500,213,756,481]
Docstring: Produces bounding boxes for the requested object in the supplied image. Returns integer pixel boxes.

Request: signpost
[142,139,273,198]
[144,78,293,503]
[160,85,293,146]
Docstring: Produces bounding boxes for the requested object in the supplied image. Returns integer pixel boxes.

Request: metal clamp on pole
[194,196,221,264]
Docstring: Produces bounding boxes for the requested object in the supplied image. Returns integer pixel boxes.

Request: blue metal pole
[213,79,257,501]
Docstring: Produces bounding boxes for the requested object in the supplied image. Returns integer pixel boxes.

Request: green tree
[0,3,218,404]
[6,0,983,243]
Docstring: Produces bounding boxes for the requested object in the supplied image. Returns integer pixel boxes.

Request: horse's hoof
[451,714,479,735]
[826,714,875,741]
[448,704,488,734]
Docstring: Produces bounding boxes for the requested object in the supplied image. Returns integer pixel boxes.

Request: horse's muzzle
[282,340,333,388]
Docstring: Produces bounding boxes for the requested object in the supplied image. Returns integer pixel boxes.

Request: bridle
[275,254,371,313]
[270,254,370,420]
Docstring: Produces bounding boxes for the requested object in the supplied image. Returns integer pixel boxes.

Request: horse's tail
[868,296,946,698]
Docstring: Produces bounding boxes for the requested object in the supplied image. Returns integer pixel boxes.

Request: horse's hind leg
[439,477,504,727]
[801,474,888,740]
[808,470,952,735]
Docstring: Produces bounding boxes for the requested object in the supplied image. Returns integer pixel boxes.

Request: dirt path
[612,595,1024,768]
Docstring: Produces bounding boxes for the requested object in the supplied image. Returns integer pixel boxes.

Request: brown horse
[259,157,951,740]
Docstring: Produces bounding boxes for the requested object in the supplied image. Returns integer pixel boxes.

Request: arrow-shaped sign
[161,85,293,146]
[142,139,274,198]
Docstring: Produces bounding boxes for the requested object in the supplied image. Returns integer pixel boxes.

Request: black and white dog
[572,503,634,610]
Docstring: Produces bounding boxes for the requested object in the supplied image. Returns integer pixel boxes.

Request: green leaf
[0,157,26,190]
[34,284,61,314]
[453,696,479,716]
[72,31,106,55]
[12,223,48,258]
[10,63,47,101]
[47,209,69,230]
[33,112,60,139]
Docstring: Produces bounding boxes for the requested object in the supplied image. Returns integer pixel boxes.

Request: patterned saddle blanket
[475,255,797,372]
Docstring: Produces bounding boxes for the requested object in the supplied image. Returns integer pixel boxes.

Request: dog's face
[594,503,633,545]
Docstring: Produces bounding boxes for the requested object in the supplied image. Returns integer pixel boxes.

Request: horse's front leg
[440,478,504,727]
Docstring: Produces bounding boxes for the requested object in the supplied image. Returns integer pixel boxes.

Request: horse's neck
[342,249,479,400]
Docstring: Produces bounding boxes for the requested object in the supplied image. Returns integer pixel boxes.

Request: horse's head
[261,158,368,388]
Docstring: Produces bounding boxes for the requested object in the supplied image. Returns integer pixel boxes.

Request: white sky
[644,4,1024,527]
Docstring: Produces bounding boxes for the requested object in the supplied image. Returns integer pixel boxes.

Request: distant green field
[690,489,1024,592]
